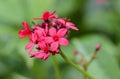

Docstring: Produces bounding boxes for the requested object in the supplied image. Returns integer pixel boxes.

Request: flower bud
[95,44,101,51]
[72,50,79,56]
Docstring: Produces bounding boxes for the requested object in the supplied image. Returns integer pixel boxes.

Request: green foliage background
[0,0,120,79]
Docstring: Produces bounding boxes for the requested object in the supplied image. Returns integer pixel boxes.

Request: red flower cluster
[18,11,78,60]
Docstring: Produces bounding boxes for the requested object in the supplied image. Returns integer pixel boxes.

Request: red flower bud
[95,44,101,51]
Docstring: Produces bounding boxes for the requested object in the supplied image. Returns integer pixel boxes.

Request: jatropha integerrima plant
[18,11,78,60]
[18,11,94,79]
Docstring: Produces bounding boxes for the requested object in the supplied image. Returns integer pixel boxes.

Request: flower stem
[87,51,97,66]
[52,55,61,79]
[83,65,87,79]
[60,51,93,79]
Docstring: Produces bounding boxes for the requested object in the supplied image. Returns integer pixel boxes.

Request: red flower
[33,26,46,37]
[34,11,57,21]
[45,28,69,51]
[30,43,50,60]
[30,51,50,60]
[25,42,34,54]
[25,32,38,54]
[57,18,78,30]
[18,22,31,38]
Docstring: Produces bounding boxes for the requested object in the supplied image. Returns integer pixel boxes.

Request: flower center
[53,36,59,41]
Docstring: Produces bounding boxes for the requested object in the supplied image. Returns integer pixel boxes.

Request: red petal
[59,38,69,46]
[45,37,54,43]
[25,42,34,54]
[49,28,57,36]
[30,33,37,43]
[38,42,47,50]
[49,10,57,19]
[57,19,66,26]
[50,42,59,51]
[30,51,50,60]
[18,30,28,38]
[43,52,50,60]
[30,52,40,58]
[66,22,78,30]
[45,23,49,34]
[57,28,67,37]
[18,22,31,38]
[22,22,30,30]
[51,10,56,15]
[31,51,44,59]
[43,11,50,20]
[35,26,45,36]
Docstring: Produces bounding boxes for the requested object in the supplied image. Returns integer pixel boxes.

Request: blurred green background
[0,0,120,79]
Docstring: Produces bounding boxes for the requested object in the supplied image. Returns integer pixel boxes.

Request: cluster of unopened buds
[18,11,78,60]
